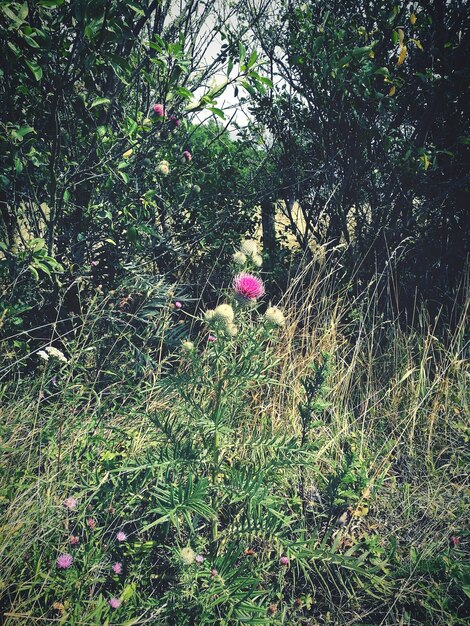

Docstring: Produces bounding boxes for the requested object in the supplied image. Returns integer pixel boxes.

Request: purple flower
[112,561,123,574]
[233,273,265,302]
[174,301,182,309]
[279,555,289,566]
[195,554,204,563]
[116,531,127,542]
[64,497,77,510]
[450,536,460,547]
[109,597,121,609]
[208,335,217,342]
[87,518,96,530]
[169,115,181,128]
[69,535,79,545]
[153,103,165,117]
[56,553,73,569]
[181,150,192,163]
[211,568,218,577]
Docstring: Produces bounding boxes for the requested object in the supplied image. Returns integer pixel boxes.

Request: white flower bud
[265,306,285,327]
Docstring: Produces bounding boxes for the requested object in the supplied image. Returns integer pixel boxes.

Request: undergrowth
[0,245,468,625]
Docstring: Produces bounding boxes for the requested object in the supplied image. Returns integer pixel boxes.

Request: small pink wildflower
[69,535,79,545]
[450,536,460,547]
[208,335,217,342]
[153,103,165,117]
[181,150,192,163]
[112,561,123,574]
[169,115,181,127]
[279,555,289,566]
[211,568,218,577]
[87,518,96,530]
[174,301,182,309]
[233,273,265,302]
[109,597,121,609]
[64,497,77,510]
[90,260,99,266]
[56,553,73,569]
[116,531,127,542]
[195,554,204,564]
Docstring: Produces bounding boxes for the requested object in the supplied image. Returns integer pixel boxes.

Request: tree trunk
[261,197,278,272]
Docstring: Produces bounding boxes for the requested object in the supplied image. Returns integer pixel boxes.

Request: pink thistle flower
[174,301,182,309]
[69,535,79,545]
[56,553,73,569]
[195,554,204,564]
[116,531,127,542]
[109,597,121,609]
[233,273,265,302]
[153,103,165,117]
[87,518,96,530]
[208,335,217,342]
[279,555,289,566]
[64,497,77,510]
[112,561,123,574]
[181,150,192,163]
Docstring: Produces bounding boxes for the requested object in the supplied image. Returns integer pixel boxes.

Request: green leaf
[23,34,40,48]
[175,86,194,100]
[374,67,390,76]
[16,125,35,137]
[351,44,375,58]
[122,583,136,601]
[25,59,43,81]
[246,49,258,69]
[37,0,65,6]
[7,41,21,56]
[18,3,29,21]
[239,41,246,65]
[14,157,23,173]
[90,97,111,109]
[208,107,225,119]
[125,1,145,15]
[256,75,273,88]
[28,265,40,281]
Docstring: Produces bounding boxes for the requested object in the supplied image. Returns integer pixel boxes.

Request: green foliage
[0,2,468,625]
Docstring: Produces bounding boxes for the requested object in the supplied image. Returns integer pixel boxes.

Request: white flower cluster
[38,346,68,363]
[180,546,196,565]
[232,239,262,268]
[157,160,170,176]
[204,303,238,337]
[264,306,285,327]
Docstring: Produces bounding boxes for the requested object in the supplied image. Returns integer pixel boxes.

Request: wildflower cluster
[37,345,68,363]
[232,238,263,268]
[148,102,193,175]
[204,303,238,337]
[55,495,130,612]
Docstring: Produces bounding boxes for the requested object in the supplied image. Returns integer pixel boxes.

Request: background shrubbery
[0,1,469,624]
